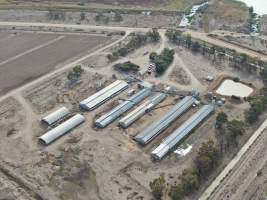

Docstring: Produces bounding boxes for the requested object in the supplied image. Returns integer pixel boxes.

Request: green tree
[195,140,219,177]
[179,169,200,194]
[113,61,140,72]
[216,112,228,128]
[191,41,201,53]
[185,34,192,48]
[147,28,161,42]
[150,48,175,75]
[67,65,84,81]
[165,29,183,44]
[149,174,166,200]
[80,12,85,21]
[169,184,184,200]
[246,96,266,123]
[226,120,245,145]
[114,12,123,22]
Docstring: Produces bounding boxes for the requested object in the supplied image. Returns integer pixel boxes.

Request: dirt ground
[0,30,115,95]
[0,9,181,28]
[207,113,267,200]
[209,31,267,55]
[191,0,250,33]
[175,46,263,89]
[0,24,265,200]
[4,0,205,11]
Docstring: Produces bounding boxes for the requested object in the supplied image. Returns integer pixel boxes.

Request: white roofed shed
[39,114,85,145]
[41,107,70,125]
[79,80,128,111]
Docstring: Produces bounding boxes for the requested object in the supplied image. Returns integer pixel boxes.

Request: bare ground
[0,26,264,200]
[0,31,115,96]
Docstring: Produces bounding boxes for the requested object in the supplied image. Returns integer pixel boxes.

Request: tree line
[165,29,266,74]
[107,29,160,62]
[150,140,220,200]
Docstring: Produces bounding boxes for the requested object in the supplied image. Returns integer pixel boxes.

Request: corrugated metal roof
[41,107,70,125]
[80,80,128,111]
[39,114,85,145]
[151,105,214,160]
[119,93,167,128]
[135,96,196,145]
[95,88,152,128]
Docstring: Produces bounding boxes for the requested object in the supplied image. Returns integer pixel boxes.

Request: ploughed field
[0,31,111,95]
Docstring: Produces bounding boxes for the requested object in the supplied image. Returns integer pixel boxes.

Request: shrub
[146,28,161,42]
[113,61,140,72]
[150,48,175,75]
[149,174,166,200]
[67,65,84,81]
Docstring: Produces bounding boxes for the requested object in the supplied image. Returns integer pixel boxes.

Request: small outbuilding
[41,107,70,126]
[39,114,85,145]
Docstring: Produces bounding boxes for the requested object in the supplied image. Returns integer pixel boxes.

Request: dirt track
[0,21,266,62]
[0,31,115,95]
[0,20,266,200]
[200,119,267,200]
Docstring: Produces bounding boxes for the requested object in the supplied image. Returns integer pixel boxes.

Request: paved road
[199,119,267,200]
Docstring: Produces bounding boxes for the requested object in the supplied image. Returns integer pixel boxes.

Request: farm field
[0,31,113,95]
[0,0,266,198]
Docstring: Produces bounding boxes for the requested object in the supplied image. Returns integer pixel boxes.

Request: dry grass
[209,0,249,21]
[3,0,206,11]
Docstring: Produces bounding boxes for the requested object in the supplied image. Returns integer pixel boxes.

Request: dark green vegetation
[146,28,161,43]
[67,65,84,81]
[245,87,267,124]
[113,61,140,73]
[107,29,160,62]
[149,174,166,200]
[150,48,175,75]
[215,112,228,128]
[166,29,265,73]
[150,140,220,200]
[215,112,246,151]
[248,6,259,33]
[166,29,267,128]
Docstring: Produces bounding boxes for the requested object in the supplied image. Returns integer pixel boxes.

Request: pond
[216,79,253,97]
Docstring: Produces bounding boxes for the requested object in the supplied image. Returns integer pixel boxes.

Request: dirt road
[0,30,130,102]
[0,21,267,61]
[199,119,267,200]
[186,30,267,61]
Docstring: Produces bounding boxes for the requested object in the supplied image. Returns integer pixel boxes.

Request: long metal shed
[39,114,85,145]
[119,93,167,128]
[151,105,214,160]
[135,96,196,145]
[41,107,70,125]
[79,80,128,111]
[95,88,152,128]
